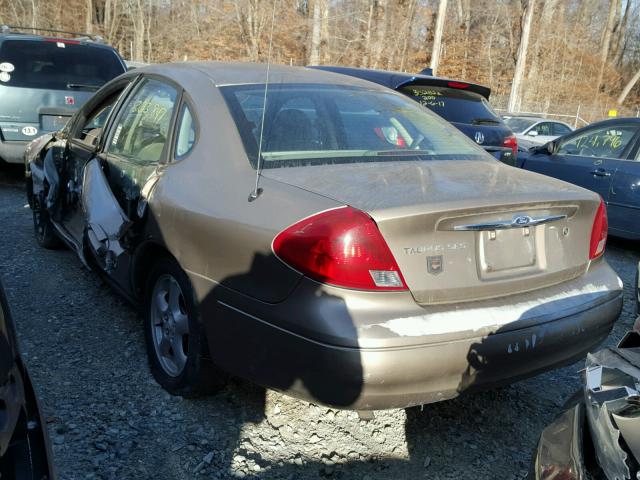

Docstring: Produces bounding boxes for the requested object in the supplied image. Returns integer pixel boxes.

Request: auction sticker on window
[0,72,10,82]
[0,62,14,73]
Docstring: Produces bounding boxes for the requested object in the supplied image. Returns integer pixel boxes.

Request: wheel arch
[131,240,177,302]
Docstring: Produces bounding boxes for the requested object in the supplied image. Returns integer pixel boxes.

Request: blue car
[519,118,640,239]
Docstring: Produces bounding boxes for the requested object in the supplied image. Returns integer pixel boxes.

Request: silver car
[506,116,574,150]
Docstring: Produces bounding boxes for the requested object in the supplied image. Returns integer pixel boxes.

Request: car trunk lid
[264,159,599,304]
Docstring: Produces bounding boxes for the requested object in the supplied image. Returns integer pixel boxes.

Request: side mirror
[527,130,538,137]
[546,141,557,155]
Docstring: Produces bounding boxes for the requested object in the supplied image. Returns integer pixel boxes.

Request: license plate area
[478,228,537,278]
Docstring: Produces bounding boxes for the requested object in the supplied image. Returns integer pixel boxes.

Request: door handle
[591,169,611,177]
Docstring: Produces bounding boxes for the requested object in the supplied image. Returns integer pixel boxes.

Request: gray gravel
[0,163,638,480]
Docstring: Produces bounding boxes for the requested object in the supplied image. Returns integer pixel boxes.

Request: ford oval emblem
[512,215,532,226]
[474,132,485,144]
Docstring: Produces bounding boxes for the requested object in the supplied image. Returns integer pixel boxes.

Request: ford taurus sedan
[25,62,622,410]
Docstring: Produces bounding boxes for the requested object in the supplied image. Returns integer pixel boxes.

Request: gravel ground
[0,163,638,480]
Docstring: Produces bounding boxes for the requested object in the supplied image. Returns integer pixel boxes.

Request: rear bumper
[0,140,28,164]
[206,292,621,410]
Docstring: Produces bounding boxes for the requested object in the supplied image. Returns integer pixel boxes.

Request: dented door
[81,158,133,272]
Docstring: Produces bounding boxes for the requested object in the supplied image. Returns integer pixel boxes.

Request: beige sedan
[26,62,622,410]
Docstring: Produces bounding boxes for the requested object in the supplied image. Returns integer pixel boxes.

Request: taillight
[589,198,608,260]
[447,81,470,89]
[502,135,518,156]
[273,206,407,291]
[44,38,81,45]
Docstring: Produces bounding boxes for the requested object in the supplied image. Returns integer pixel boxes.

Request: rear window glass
[400,85,500,125]
[220,83,486,169]
[0,39,125,90]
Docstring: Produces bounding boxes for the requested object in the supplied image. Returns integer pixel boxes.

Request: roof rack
[0,25,104,43]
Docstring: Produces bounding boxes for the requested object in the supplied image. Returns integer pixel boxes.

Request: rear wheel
[143,256,225,397]
[31,194,62,249]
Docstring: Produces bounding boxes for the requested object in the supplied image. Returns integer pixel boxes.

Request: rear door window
[534,123,553,136]
[399,85,500,125]
[0,39,124,90]
[553,123,572,136]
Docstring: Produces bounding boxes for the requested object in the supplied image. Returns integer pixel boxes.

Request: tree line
[1,0,639,122]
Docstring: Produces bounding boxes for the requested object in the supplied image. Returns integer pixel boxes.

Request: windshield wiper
[471,117,500,125]
[67,83,101,91]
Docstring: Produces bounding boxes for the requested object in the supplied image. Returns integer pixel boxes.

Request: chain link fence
[490,93,640,128]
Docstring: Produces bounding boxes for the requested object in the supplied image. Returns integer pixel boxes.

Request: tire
[31,194,62,250]
[143,256,225,397]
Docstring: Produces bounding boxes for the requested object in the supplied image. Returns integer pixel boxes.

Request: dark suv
[312,66,517,164]
[0,28,126,164]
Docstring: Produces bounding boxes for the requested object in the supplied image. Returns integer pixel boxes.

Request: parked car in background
[518,118,640,240]
[0,279,55,478]
[311,65,518,165]
[505,116,573,150]
[0,26,127,164]
[26,62,621,410]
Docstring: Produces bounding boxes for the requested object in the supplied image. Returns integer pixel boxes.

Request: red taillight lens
[44,38,81,45]
[447,81,470,89]
[502,135,518,156]
[273,206,407,291]
[589,198,608,260]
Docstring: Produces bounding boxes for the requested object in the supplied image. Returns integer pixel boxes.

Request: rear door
[522,122,639,204]
[607,131,640,239]
[83,76,179,275]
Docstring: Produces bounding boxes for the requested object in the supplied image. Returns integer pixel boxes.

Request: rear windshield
[220,83,486,169]
[0,39,125,90]
[505,117,538,133]
[399,85,501,125]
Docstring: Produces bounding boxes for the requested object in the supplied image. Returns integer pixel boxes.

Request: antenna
[249,0,278,202]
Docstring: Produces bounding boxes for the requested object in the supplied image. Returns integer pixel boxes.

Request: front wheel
[143,256,225,397]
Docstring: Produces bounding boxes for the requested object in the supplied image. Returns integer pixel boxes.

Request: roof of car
[138,61,394,89]
[0,33,118,51]
[578,117,640,130]
[310,65,492,99]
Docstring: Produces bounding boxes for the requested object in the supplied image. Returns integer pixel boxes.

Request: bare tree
[430,0,447,75]
[507,0,536,113]
[596,0,619,93]
[308,0,321,64]
[617,66,640,105]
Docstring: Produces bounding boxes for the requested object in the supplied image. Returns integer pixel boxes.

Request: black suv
[312,66,517,164]
[0,27,126,164]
